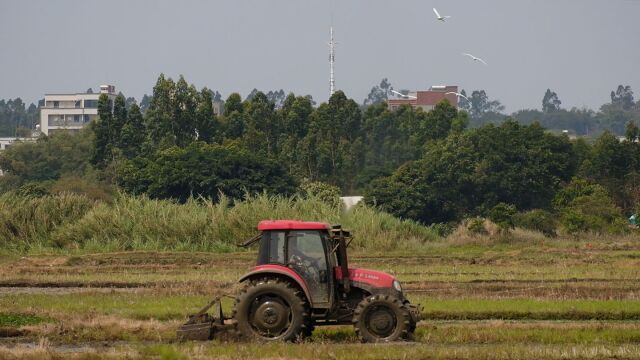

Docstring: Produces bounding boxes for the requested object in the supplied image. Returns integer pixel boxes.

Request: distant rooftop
[388,85,459,108]
[45,84,116,96]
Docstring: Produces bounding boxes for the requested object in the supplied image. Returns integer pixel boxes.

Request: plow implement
[176,296,240,341]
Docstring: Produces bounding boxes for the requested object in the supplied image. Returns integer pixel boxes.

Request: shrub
[448,218,502,245]
[428,223,455,237]
[467,217,488,235]
[0,174,23,195]
[560,195,627,235]
[553,178,603,209]
[50,176,116,204]
[15,182,50,197]
[488,203,516,232]
[299,180,341,208]
[554,179,626,235]
[513,209,557,237]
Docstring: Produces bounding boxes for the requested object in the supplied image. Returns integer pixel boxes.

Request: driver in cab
[287,236,321,285]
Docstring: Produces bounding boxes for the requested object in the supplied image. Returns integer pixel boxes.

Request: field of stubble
[2,240,640,359]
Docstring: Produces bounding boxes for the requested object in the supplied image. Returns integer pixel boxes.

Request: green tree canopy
[116,142,296,202]
[542,89,562,113]
[0,131,93,184]
[363,78,393,106]
[366,120,576,223]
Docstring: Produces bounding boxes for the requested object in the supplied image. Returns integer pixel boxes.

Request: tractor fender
[238,265,313,306]
[351,281,401,298]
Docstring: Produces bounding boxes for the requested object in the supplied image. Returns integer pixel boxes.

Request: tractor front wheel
[352,294,411,343]
[233,278,310,342]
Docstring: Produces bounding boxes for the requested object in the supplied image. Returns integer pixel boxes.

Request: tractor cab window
[287,230,329,304]
[268,231,286,264]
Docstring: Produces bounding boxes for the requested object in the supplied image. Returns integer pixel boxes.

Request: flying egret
[433,8,451,22]
[462,53,487,65]
[446,92,471,102]
[391,90,417,99]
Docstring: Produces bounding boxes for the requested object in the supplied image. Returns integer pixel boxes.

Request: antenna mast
[329,27,336,96]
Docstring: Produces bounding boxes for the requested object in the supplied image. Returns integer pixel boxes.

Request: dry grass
[446,219,550,246]
[2,247,640,358]
[22,314,177,342]
[0,193,440,254]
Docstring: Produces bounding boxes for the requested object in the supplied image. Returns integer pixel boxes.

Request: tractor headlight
[393,280,402,292]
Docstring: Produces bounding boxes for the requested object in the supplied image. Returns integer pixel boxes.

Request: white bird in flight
[446,92,471,102]
[391,90,417,99]
[433,8,451,22]
[462,53,488,65]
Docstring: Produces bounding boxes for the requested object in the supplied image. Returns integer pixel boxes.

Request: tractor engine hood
[334,267,396,289]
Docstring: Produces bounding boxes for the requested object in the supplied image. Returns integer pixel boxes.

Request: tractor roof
[257,220,331,231]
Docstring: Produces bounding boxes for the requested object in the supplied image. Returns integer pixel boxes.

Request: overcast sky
[1,0,638,112]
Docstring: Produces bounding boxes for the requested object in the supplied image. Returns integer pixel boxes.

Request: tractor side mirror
[318,270,328,283]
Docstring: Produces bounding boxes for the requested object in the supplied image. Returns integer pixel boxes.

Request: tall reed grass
[0,192,440,253]
[0,193,94,252]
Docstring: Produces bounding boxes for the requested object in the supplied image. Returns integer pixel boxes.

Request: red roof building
[387,85,459,112]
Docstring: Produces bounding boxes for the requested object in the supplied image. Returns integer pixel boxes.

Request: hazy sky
[1,0,638,112]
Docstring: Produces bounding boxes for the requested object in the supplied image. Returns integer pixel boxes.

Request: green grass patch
[137,342,640,360]
[4,293,640,322]
[0,293,228,321]
[418,323,640,345]
[0,312,45,327]
[314,322,640,345]
[417,298,640,320]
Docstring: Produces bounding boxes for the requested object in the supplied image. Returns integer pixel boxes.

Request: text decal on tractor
[177,220,420,343]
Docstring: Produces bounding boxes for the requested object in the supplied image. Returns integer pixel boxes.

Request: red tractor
[178,220,420,342]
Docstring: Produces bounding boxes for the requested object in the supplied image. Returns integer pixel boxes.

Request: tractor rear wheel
[233,278,310,342]
[352,294,410,343]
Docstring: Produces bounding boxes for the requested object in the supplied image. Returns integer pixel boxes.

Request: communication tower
[329,27,336,96]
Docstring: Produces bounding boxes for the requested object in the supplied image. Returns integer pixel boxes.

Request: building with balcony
[387,85,459,112]
[39,85,117,135]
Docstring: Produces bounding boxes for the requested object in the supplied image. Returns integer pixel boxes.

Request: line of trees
[1,80,637,139]
[0,74,639,236]
[365,118,640,234]
[0,98,39,137]
[365,78,639,136]
[462,85,639,135]
[88,74,469,197]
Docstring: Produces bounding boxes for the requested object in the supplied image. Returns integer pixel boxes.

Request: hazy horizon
[1,0,639,112]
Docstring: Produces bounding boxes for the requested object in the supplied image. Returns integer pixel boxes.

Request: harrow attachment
[176,296,240,341]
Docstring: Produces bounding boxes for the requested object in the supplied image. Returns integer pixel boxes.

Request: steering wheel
[289,254,312,274]
[289,254,304,268]
[289,254,321,284]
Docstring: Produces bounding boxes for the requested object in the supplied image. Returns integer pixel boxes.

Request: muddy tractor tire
[233,277,310,342]
[352,294,411,343]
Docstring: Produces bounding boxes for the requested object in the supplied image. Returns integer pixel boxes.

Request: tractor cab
[241,220,347,309]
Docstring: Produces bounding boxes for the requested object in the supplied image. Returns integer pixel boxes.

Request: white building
[40,85,116,135]
[0,137,35,151]
[340,196,364,210]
